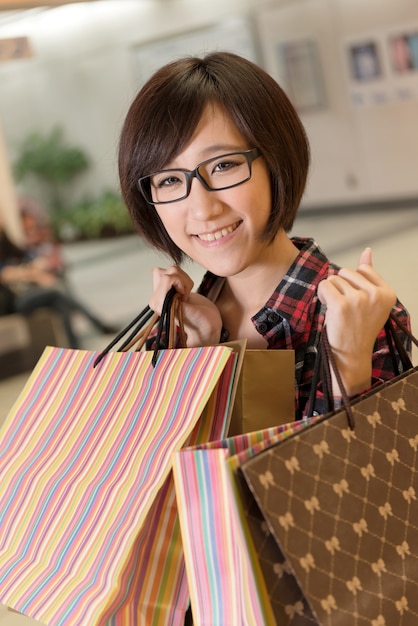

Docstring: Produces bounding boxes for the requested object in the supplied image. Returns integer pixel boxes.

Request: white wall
[0,0,417,211]
[257,0,418,207]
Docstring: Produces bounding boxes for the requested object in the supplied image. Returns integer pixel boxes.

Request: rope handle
[306,312,416,429]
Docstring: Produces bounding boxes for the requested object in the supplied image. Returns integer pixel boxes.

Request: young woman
[118,51,410,419]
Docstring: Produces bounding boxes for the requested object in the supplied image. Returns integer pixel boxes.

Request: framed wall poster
[345,27,418,106]
[389,31,418,73]
[348,41,382,82]
[387,28,418,102]
[276,39,326,112]
[344,37,390,107]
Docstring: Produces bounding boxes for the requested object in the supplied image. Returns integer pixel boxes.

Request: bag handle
[307,312,417,429]
[384,313,415,373]
[93,286,186,368]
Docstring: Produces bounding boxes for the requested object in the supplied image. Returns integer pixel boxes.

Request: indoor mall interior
[0,1,417,622]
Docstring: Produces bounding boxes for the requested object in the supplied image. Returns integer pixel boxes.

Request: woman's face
[154,103,274,278]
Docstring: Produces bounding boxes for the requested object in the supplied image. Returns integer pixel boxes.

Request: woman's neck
[215,232,299,344]
[223,231,299,311]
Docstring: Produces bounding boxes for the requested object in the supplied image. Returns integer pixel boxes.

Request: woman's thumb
[358,246,372,267]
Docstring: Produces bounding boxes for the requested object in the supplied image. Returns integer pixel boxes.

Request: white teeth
[199,223,238,242]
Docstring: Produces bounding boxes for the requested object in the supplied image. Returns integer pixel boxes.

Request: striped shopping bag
[0,343,236,625]
[173,419,316,626]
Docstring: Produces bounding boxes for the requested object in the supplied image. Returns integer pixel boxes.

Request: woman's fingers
[148,267,222,346]
[317,249,398,395]
[149,265,194,313]
[320,248,396,312]
[357,246,372,267]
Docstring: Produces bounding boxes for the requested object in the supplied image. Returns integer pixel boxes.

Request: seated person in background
[0,218,118,349]
[19,195,67,280]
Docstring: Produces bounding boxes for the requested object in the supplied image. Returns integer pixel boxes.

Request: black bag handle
[93,286,186,368]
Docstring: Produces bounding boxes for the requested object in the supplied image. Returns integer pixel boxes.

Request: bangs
[135,58,224,175]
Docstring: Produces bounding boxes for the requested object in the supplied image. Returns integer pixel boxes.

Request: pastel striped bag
[172,418,316,626]
[0,296,237,625]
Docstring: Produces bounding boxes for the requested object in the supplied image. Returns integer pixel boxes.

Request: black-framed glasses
[137,148,261,205]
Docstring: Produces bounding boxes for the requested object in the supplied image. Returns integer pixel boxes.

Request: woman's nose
[185,178,224,220]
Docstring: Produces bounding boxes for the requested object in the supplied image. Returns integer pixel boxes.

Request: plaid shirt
[198,237,411,419]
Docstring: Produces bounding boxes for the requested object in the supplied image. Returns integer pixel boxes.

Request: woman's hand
[28,263,57,287]
[317,248,397,397]
[149,265,223,346]
[1,262,56,288]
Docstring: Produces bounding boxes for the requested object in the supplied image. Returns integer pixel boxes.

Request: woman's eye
[213,159,238,173]
[154,174,181,188]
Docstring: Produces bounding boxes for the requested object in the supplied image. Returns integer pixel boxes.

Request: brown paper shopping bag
[227,347,295,435]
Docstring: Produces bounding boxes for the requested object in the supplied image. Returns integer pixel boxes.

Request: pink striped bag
[0,343,236,625]
[172,419,316,626]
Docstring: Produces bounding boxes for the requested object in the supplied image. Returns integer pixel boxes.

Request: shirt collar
[201,237,331,335]
[261,237,330,333]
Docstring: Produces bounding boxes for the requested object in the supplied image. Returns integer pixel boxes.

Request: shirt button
[267,312,279,323]
[258,322,268,333]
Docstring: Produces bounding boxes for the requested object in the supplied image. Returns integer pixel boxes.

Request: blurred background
[0,0,417,422]
[0,3,417,620]
[1,0,418,224]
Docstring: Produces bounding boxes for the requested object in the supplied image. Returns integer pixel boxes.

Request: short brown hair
[118,51,310,264]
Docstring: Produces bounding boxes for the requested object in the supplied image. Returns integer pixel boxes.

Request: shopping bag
[0,341,236,625]
[113,292,295,437]
[227,347,295,435]
[173,418,316,626]
[242,317,418,625]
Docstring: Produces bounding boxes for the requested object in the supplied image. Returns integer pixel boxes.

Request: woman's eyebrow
[165,145,247,170]
[200,144,246,155]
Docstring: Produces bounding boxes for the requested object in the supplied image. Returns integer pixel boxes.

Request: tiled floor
[0,204,417,623]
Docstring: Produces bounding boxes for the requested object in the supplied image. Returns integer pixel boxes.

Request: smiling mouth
[197,221,241,242]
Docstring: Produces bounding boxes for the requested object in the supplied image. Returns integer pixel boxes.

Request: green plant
[14,126,90,214]
[52,190,134,240]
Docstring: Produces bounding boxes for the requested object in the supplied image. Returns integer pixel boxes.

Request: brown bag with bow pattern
[241,314,418,626]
